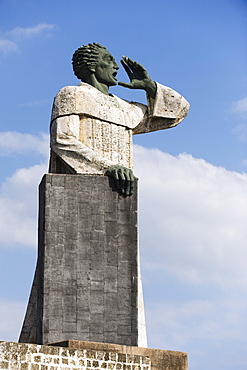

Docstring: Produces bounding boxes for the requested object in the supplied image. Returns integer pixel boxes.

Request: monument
[15,43,189,369]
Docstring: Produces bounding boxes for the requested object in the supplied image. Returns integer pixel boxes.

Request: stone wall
[53,341,188,370]
[0,341,188,370]
[0,341,151,370]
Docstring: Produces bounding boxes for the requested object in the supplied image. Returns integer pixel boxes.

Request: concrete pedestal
[19,174,145,346]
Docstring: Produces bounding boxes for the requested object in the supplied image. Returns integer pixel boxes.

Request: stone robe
[49,82,190,174]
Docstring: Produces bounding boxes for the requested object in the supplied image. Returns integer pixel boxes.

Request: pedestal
[19,174,145,346]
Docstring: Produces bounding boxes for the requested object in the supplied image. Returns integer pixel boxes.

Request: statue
[49,43,190,195]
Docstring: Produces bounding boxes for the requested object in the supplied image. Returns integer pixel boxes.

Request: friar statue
[49,43,190,195]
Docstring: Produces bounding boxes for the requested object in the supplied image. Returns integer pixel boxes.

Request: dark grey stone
[19,174,138,346]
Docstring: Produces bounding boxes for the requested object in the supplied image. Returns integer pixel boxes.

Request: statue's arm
[132,82,190,135]
[50,114,116,174]
[118,57,190,134]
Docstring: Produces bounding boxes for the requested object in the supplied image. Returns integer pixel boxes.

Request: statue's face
[94,49,119,86]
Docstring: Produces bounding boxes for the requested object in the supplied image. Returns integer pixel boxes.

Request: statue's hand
[118,56,157,99]
[105,164,136,196]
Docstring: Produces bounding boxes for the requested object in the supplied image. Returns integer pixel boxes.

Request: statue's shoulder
[51,83,147,128]
[54,83,94,102]
[51,83,97,121]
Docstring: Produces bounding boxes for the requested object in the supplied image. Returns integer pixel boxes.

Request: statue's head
[72,43,119,88]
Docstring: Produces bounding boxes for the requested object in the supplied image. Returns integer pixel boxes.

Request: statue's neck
[86,75,109,95]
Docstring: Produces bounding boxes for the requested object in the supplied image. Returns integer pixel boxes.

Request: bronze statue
[49,43,190,195]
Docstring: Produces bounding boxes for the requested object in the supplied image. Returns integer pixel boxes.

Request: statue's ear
[88,63,96,73]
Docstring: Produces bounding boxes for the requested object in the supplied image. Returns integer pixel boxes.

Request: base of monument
[0,340,188,370]
[19,174,145,346]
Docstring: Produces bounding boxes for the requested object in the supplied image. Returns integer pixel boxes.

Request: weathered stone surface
[49,82,190,175]
[52,340,188,370]
[19,174,146,347]
[0,341,153,370]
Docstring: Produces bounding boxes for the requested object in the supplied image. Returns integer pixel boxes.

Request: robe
[49,82,190,174]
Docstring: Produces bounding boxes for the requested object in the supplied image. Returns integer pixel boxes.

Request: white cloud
[8,23,55,40]
[0,132,49,247]
[230,97,247,142]
[0,131,49,157]
[0,299,26,342]
[146,298,247,347]
[134,145,247,290]
[232,123,247,142]
[18,99,49,108]
[229,97,247,142]
[231,97,247,114]
[0,23,56,55]
[0,163,47,247]
[145,298,247,369]
[0,39,19,54]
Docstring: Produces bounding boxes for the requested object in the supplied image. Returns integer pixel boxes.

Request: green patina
[72,42,157,196]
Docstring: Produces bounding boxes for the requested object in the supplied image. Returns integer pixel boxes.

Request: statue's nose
[114,62,119,70]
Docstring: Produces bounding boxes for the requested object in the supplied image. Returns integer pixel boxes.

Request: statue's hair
[72,43,107,82]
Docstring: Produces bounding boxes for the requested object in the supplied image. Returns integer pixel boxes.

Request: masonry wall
[0,341,188,370]
[0,342,151,370]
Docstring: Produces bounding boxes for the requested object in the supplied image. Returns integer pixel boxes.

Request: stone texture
[49,82,190,174]
[19,174,146,346]
[0,341,152,370]
[53,340,188,370]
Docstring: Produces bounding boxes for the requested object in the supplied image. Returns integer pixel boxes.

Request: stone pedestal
[19,174,145,346]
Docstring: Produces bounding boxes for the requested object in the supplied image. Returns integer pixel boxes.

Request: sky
[0,0,247,369]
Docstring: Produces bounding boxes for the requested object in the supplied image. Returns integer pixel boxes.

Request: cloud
[232,123,247,142]
[145,298,247,369]
[231,97,247,114]
[0,23,56,55]
[133,146,247,368]
[18,100,49,108]
[0,299,26,341]
[8,23,55,40]
[134,145,247,290]
[0,131,49,157]
[146,298,247,346]
[0,132,49,247]
[0,163,47,247]
[230,97,247,142]
[0,39,19,54]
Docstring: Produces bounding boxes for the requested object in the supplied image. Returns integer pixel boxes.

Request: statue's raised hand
[118,56,157,99]
[105,164,136,196]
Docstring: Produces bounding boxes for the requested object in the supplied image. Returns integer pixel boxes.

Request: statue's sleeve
[132,82,190,135]
[50,114,116,174]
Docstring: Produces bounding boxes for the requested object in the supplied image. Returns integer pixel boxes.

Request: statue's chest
[79,116,134,168]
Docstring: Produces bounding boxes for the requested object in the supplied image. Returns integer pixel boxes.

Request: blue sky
[0,1,247,369]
